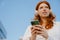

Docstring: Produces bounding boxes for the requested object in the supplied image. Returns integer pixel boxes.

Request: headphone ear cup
[35,10,38,13]
[35,10,39,16]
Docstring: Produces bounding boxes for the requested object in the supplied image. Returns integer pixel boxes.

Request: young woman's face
[37,3,50,18]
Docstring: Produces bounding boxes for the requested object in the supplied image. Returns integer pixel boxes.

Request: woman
[23,1,60,40]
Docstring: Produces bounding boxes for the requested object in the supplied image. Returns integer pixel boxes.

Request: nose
[43,8,46,11]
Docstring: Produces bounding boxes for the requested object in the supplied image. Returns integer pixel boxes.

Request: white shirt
[23,22,60,40]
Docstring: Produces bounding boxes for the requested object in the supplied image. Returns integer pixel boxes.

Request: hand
[31,25,48,40]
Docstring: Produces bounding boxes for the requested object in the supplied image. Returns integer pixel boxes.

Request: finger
[34,25,43,30]
[31,27,33,30]
[31,27,43,33]
[31,29,42,34]
[36,30,43,35]
[31,26,35,30]
[31,25,43,30]
[35,25,46,31]
[31,30,37,35]
[31,28,42,34]
[34,25,43,29]
[39,33,48,39]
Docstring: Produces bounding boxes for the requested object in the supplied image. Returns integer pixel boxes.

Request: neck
[41,17,47,23]
[41,17,47,26]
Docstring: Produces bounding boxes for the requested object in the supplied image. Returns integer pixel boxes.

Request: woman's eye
[40,7,43,9]
[45,6,49,8]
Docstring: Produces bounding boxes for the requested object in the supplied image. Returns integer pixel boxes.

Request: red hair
[34,1,55,30]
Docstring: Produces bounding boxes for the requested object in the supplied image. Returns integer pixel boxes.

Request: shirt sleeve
[47,22,60,40]
[23,25,31,40]
[56,22,60,39]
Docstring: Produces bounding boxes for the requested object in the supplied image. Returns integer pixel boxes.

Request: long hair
[34,1,55,30]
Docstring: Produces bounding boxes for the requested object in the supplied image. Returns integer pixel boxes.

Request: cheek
[38,12,42,17]
[47,9,50,13]
[38,10,43,16]
[38,11,42,15]
[38,9,42,14]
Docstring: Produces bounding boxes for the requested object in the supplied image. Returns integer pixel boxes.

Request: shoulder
[54,21,60,27]
[48,21,60,39]
[25,25,32,32]
[51,21,60,32]
[22,25,32,40]
[48,21,60,32]
[23,25,32,36]
[54,21,60,24]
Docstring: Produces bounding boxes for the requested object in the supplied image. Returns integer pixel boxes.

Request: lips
[42,12,47,15]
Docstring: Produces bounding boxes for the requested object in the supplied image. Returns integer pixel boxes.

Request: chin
[42,15,49,17]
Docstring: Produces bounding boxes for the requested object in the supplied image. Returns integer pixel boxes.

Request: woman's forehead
[39,3,48,7]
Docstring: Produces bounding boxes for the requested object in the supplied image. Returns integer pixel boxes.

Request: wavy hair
[34,1,55,30]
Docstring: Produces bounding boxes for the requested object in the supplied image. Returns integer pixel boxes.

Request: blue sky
[0,0,60,40]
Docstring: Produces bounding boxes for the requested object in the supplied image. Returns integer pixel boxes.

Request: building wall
[0,21,7,40]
